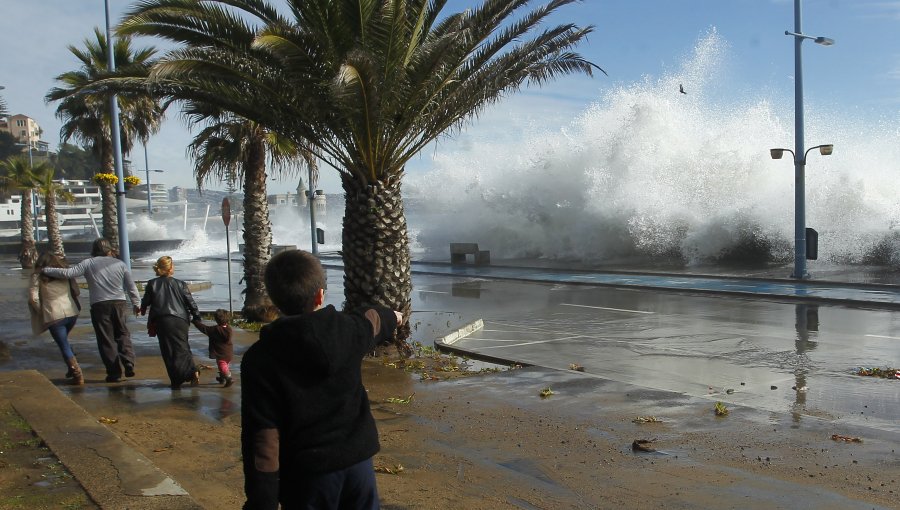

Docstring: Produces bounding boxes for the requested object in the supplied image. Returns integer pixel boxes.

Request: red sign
[222,198,231,227]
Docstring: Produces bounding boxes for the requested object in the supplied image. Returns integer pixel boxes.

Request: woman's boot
[66,357,84,385]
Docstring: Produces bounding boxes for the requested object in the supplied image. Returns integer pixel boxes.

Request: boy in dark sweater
[193,309,234,387]
[242,249,402,510]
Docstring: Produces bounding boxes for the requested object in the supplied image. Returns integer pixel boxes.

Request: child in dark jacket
[192,309,234,387]
[241,249,402,510]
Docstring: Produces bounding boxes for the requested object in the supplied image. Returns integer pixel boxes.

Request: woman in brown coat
[29,252,83,384]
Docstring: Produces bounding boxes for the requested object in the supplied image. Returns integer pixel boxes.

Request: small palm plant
[0,156,38,268]
[33,165,76,258]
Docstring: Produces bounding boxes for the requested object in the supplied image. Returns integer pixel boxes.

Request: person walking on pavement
[141,255,202,389]
[28,252,84,385]
[42,238,140,383]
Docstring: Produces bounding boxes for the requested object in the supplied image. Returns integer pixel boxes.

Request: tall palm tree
[33,164,76,258]
[0,156,38,268]
[46,27,164,250]
[120,0,599,347]
[187,104,307,320]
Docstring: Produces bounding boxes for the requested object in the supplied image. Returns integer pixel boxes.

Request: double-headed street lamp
[145,169,164,216]
[775,0,834,279]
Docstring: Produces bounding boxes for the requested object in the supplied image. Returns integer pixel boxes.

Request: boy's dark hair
[264,249,325,315]
[214,309,230,326]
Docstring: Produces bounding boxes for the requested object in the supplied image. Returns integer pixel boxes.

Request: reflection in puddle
[791,304,818,424]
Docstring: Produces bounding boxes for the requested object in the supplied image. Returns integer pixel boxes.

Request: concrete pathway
[321,258,900,308]
[0,371,202,510]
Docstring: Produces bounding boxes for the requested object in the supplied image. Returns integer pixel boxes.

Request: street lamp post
[104,0,132,268]
[781,0,834,279]
[143,142,163,216]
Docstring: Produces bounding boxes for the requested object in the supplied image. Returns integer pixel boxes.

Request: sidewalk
[0,371,202,510]
[322,257,900,309]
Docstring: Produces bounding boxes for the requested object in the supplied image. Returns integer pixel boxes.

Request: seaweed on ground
[855,367,900,379]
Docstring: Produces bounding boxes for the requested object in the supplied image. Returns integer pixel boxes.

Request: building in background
[0,114,48,152]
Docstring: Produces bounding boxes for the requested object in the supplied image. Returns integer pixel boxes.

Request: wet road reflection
[3,257,898,435]
[442,280,900,432]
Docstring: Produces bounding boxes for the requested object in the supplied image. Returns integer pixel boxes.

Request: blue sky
[1,0,897,193]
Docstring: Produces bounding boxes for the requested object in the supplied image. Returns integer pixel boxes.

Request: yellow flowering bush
[93,173,118,185]
[124,175,141,186]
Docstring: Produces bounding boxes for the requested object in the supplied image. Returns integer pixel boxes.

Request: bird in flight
[679,84,687,94]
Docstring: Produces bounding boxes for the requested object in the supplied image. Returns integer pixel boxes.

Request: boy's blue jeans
[281,457,379,510]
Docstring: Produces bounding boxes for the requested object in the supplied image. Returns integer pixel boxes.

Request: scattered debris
[791,385,808,392]
[198,363,214,371]
[632,416,662,424]
[98,417,118,424]
[714,402,729,416]
[539,387,554,398]
[725,388,735,394]
[855,367,900,379]
[831,434,863,443]
[568,363,585,372]
[386,394,415,404]
[770,385,778,390]
[374,463,404,475]
[632,439,656,452]
[152,445,174,453]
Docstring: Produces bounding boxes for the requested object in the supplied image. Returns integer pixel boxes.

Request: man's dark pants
[90,300,135,379]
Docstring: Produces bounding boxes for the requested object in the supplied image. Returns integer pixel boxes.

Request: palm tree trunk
[341,172,412,352]
[100,145,118,249]
[45,193,65,258]
[240,136,273,321]
[19,191,37,269]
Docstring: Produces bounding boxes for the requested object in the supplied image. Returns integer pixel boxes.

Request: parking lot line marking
[560,303,655,314]
[865,334,900,340]
[478,335,586,349]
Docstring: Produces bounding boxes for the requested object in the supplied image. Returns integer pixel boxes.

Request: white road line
[417,290,449,294]
[560,303,655,314]
[865,334,900,340]
[477,335,586,349]
[462,337,537,343]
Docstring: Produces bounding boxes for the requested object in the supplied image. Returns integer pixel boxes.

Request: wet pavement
[1,254,898,508]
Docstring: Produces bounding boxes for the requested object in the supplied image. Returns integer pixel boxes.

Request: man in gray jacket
[43,238,141,382]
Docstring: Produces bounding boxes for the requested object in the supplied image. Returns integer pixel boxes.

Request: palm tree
[120,0,599,347]
[46,27,164,250]
[187,104,307,320]
[0,156,38,268]
[33,164,75,258]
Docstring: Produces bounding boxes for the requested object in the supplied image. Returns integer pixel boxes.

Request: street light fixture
[770,144,834,162]
[145,169,164,216]
[780,0,834,279]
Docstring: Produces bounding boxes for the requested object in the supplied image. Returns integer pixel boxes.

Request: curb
[0,371,202,510]
[434,319,531,367]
